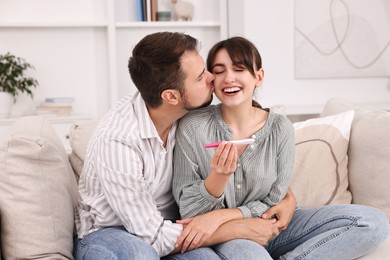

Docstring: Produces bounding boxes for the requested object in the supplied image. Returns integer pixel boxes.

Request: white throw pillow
[291,110,354,208]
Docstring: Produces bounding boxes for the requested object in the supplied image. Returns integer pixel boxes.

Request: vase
[0,92,13,118]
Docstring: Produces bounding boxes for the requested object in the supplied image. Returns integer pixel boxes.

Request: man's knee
[74,227,159,260]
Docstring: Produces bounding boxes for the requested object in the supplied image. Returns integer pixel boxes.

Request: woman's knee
[213,239,272,260]
[358,205,389,240]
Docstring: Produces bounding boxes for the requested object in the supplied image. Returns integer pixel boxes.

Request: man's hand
[175,210,230,252]
[262,188,296,231]
[234,217,280,245]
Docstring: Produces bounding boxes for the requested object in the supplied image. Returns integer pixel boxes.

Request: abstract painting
[294,0,390,78]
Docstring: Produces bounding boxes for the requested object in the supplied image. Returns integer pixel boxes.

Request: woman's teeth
[223,87,240,93]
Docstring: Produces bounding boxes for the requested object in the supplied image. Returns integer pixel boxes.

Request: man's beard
[182,93,213,111]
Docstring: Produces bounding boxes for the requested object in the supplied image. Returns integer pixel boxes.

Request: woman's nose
[225,70,235,83]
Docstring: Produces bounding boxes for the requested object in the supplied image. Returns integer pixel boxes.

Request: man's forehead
[181,51,204,77]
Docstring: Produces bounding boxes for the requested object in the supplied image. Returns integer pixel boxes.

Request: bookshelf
[0,0,228,119]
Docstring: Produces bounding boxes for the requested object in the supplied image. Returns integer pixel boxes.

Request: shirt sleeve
[96,137,182,257]
[238,117,296,218]
[172,127,226,219]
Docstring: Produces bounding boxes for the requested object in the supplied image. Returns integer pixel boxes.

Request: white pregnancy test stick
[204,138,255,148]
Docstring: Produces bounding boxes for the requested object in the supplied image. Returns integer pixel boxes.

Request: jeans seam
[77,242,117,260]
[272,215,359,258]
[214,249,231,260]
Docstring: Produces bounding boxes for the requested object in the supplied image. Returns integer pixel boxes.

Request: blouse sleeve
[172,122,226,219]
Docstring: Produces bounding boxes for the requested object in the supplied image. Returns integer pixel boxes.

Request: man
[74,32,296,259]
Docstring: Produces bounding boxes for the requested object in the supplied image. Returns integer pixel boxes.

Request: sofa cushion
[69,120,97,181]
[322,97,390,221]
[0,116,78,259]
[290,110,354,207]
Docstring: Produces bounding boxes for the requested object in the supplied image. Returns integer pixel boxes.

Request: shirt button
[237,163,241,167]
[250,144,255,149]
[251,134,256,139]
[237,184,241,189]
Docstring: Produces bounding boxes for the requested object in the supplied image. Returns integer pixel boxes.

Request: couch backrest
[0,116,78,259]
[68,120,98,182]
[321,97,390,222]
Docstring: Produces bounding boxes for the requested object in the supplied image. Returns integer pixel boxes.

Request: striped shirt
[75,91,182,257]
[172,104,295,219]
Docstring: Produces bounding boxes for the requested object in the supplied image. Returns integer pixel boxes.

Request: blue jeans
[267,204,389,259]
[212,204,389,260]
[74,226,221,260]
[74,204,389,260]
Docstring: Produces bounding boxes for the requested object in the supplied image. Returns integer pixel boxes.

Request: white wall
[228,0,390,114]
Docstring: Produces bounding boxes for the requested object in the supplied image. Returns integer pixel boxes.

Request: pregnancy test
[204,138,255,148]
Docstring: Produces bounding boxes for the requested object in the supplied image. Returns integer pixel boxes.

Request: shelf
[115,21,221,28]
[0,22,108,28]
[0,115,94,126]
[0,0,228,118]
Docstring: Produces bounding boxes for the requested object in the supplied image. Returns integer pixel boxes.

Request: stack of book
[137,0,158,21]
[36,97,74,116]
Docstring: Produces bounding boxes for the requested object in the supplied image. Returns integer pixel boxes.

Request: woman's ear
[255,68,265,87]
[161,89,180,105]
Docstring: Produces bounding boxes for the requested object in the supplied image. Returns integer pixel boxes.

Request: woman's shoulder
[178,105,217,128]
[269,111,294,136]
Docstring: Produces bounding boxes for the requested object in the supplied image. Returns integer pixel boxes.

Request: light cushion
[0,116,78,259]
[69,120,97,182]
[322,97,390,221]
[290,110,354,207]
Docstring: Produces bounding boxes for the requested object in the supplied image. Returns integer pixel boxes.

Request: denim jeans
[265,204,390,260]
[210,204,389,260]
[74,226,222,260]
[74,204,389,260]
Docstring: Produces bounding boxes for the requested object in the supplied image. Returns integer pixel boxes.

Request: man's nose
[207,71,215,82]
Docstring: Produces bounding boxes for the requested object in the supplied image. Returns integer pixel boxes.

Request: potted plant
[0,52,38,117]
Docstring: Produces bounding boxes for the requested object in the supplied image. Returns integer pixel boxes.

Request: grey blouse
[172,103,295,219]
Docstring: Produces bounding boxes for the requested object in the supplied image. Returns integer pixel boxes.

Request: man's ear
[161,89,180,105]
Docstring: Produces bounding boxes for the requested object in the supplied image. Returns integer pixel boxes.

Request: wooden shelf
[115,21,221,28]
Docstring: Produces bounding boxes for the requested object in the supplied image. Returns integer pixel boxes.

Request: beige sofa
[0,97,389,259]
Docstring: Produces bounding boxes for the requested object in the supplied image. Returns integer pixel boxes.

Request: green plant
[0,52,38,99]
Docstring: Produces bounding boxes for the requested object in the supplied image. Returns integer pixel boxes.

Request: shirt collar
[132,91,177,142]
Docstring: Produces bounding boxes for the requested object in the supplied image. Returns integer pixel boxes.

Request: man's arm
[171,215,279,254]
[262,188,297,230]
[97,140,182,257]
[172,189,296,253]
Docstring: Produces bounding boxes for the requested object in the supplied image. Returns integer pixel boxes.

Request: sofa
[0,97,389,259]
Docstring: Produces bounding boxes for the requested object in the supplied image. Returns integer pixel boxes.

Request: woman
[173,36,389,259]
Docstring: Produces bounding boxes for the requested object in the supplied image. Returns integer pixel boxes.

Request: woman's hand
[205,142,238,198]
[261,188,296,231]
[210,141,237,176]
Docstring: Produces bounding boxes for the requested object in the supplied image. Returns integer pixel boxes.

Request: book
[38,102,73,107]
[35,106,72,116]
[136,0,144,21]
[145,0,151,21]
[44,97,75,103]
[151,0,157,21]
